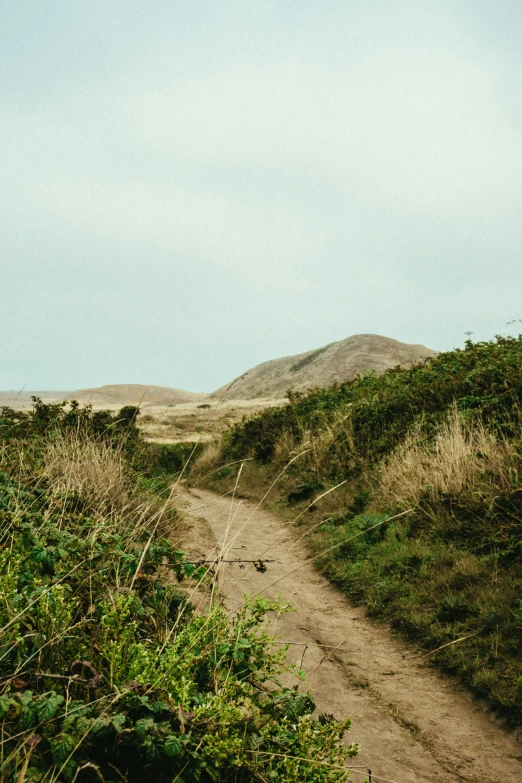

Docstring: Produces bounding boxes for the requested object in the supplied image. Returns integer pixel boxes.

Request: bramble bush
[0,402,357,782]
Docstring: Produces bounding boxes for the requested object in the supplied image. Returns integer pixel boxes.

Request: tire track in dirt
[181,488,522,783]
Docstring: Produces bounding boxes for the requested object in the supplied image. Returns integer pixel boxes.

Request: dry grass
[272,428,300,463]
[191,439,224,475]
[43,434,130,510]
[138,398,285,444]
[308,413,355,474]
[378,407,520,509]
[271,410,355,474]
[40,433,178,539]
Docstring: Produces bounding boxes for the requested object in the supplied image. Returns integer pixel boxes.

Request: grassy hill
[66,383,207,407]
[0,386,207,411]
[199,336,522,725]
[212,334,436,399]
[0,391,66,409]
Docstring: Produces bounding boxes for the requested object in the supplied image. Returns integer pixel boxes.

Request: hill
[202,336,522,725]
[212,334,437,399]
[65,383,207,407]
[0,386,207,410]
[0,390,64,409]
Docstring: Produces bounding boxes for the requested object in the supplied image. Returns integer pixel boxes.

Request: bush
[141,442,205,477]
[0,402,357,781]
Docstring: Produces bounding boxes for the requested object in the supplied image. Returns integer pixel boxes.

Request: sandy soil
[179,487,522,783]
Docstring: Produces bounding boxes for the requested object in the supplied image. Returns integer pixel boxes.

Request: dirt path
[180,488,522,783]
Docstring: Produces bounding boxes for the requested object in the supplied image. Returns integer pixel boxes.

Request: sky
[2,1,522,392]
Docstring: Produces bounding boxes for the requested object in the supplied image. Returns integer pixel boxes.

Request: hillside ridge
[0,385,206,409]
[212,333,437,399]
[65,383,206,407]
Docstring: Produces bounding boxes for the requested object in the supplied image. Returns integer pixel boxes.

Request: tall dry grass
[378,407,520,509]
[308,412,355,473]
[43,434,130,511]
[41,433,177,540]
[272,410,355,473]
[191,438,224,476]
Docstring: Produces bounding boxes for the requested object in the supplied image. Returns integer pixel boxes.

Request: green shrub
[0,402,357,781]
[141,442,205,477]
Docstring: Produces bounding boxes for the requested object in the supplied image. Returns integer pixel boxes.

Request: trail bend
[180,487,522,783]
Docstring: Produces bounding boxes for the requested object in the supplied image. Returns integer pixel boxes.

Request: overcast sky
[2,1,522,392]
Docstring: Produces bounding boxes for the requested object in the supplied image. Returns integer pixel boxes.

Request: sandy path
[181,488,522,783]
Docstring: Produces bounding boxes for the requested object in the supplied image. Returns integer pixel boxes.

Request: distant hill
[0,385,207,410]
[64,384,206,408]
[212,334,437,400]
[0,391,65,410]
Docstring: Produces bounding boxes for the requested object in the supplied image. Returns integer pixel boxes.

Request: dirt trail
[181,488,522,783]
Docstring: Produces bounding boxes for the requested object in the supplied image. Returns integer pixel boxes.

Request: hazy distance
[2,1,521,391]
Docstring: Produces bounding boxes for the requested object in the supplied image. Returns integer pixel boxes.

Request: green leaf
[111,713,126,733]
[0,695,12,718]
[50,732,76,763]
[164,734,182,756]
[36,693,65,722]
[134,717,155,742]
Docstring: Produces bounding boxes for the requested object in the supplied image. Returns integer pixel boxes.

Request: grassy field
[137,398,286,444]
[195,336,522,726]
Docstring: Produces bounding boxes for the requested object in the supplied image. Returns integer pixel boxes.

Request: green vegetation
[0,401,357,782]
[204,337,522,725]
[142,442,206,478]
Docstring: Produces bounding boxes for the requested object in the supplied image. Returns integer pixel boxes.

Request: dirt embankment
[178,487,522,783]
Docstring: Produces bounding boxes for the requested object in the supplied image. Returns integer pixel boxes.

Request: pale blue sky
[2,1,522,391]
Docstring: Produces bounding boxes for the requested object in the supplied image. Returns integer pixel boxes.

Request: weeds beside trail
[197,336,522,726]
[0,400,357,782]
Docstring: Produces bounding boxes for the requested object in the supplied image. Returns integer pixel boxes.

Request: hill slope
[212,334,437,399]
[207,335,522,724]
[65,384,206,407]
[0,391,65,409]
[0,386,207,409]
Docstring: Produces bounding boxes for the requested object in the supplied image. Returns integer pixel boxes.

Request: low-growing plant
[0,402,358,782]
